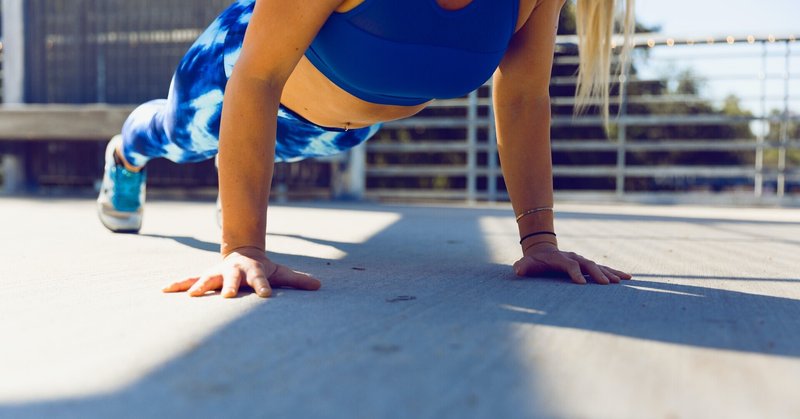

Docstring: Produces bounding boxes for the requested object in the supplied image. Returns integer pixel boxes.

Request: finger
[187,275,222,297]
[269,265,322,291]
[603,266,633,280]
[513,253,563,278]
[600,266,621,284]
[513,256,542,277]
[543,255,587,285]
[579,259,610,285]
[221,267,243,298]
[162,277,199,293]
[245,264,272,298]
[569,254,611,285]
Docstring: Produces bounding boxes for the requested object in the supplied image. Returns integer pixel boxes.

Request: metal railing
[365,34,800,204]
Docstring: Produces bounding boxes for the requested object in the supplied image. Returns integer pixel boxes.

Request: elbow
[228,68,285,101]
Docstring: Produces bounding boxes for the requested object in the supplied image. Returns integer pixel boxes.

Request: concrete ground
[1,197,799,419]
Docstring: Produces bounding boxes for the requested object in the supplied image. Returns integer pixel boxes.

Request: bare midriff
[279,0,536,130]
[280,57,431,130]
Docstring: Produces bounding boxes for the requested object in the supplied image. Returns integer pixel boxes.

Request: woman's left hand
[513,243,632,285]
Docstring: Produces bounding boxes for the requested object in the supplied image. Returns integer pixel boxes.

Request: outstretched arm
[164,0,344,297]
[493,0,631,284]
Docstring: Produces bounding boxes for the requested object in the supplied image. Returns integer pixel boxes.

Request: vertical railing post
[615,55,631,198]
[487,83,498,203]
[96,5,107,104]
[345,143,367,200]
[755,41,767,199]
[777,39,791,200]
[2,0,27,194]
[2,0,25,104]
[466,90,478,203]
[753,41,769,199]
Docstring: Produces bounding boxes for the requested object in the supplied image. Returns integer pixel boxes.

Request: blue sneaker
[97,135,146,233]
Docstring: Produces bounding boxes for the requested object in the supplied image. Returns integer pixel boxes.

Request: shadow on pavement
[3,204,798,418]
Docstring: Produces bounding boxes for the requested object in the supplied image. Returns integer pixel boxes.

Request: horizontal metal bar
[366,189,514,201]
[555,33,800,48]
[367,187,800,204]
[547,141,618,151]
[551,73,800,87]
[550,166,789,178]
[551,114,800,127]
[551,94,799,107]
[550,140,798,152]
[554,50,800,65]
[366,163,800,178]
[640,53,800,61]
[366,165,487,176]
[365,189,473,200]
[366,165,783,179]
[622,140,800,151]
[621,166,761,177]
[367,139,800,154]
[367,141,483,152]
[385,114,797,129]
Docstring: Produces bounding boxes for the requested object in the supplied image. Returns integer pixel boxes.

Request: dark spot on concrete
[447,240,462,244]
[372,344,401,354]
[352,266,366,271]
[188,382,232,396]
[386,295,416,303]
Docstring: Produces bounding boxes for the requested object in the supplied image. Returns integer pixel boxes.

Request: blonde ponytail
[574,0,635,124]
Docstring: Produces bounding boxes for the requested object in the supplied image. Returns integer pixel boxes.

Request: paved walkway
[1,197,799,419]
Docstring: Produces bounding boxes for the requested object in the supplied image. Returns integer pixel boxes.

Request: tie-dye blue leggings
[120,0,382,168]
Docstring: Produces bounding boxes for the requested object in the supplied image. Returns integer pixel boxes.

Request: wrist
[221,244,265,259]
[521,238,558,256]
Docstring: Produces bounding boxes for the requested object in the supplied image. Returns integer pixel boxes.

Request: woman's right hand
[162,247,321,298]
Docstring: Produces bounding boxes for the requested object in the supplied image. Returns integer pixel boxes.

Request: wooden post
[346,143,367,200]
[2,0,26,193]
[2,0,25,104]
[466,90,478,204]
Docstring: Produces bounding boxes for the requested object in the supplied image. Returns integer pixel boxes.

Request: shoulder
[514,0,566,34]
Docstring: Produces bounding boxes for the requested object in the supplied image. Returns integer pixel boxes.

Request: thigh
[164,2,252,162]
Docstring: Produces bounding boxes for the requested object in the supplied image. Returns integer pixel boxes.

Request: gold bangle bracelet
[523,240,558,253]
[515,207,554,222]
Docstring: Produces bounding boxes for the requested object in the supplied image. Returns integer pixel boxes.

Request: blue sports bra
[305,0,520,106]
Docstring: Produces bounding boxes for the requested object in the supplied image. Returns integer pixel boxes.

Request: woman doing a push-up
[97,0,635,297]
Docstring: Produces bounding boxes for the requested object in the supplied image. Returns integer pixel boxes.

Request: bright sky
[635,0,799,38]
[631,0,799,118]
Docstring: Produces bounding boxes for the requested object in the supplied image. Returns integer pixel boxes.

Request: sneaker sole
[97,202,142,233]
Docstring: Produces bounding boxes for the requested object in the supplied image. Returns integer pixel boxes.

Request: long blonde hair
[574,0,635,124]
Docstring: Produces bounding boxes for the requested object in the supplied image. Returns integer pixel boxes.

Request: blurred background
[0,0,798,205]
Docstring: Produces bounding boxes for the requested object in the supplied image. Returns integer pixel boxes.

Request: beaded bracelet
[519,231,557,244]
[515,207,553,222]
